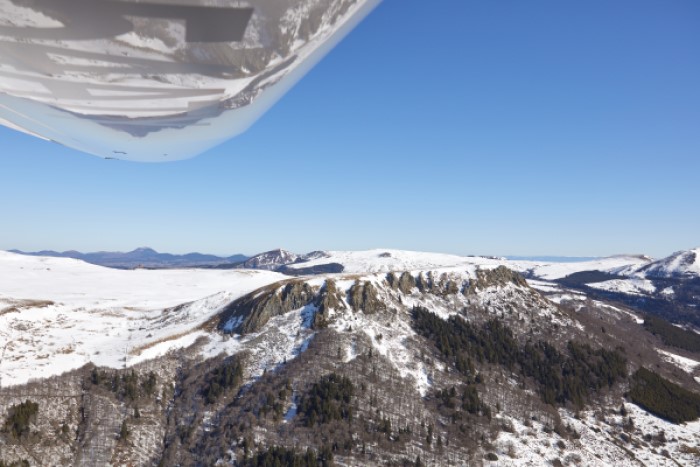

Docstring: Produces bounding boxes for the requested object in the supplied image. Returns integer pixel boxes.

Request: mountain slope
[2,250,699,466]
[234,248,301,271]
[0,250,286,386]
[518,255,653,280]
[544,248,700,327]
[632,247,700,278]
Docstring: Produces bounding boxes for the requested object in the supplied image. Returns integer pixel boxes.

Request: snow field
[0,251,286,386]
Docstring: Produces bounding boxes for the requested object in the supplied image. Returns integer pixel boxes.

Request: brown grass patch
[129,329,205,356]
[0,299,54,315]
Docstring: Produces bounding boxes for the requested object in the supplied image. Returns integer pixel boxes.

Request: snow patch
[587,278,656,296]
[657,349,700,374]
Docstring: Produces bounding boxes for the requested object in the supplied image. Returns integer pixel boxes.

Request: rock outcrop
[313,279,347,329]
[348,280,385,314]
[219,281,318,334]
[464,266,528,295]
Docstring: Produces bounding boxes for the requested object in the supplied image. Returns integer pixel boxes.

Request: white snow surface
[587,277,657,296]
[625,247,700,278]
[518,255,652,280]
[284,249,653,281]
[547,292,587,304]
[527,280,563,293]
[0,250,286,386]
[494,404,700,466]
[200,304,316,381]
[285,249,489,274]
[0,250,284,309]
[657,349,700,374]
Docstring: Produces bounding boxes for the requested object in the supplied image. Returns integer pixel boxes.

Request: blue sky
[1,0,698,258]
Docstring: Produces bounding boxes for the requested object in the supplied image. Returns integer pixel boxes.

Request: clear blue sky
[1,0,698,258]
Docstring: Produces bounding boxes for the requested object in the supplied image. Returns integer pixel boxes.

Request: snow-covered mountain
[547,247,700,282]
[1,248,699,466]
[518,255,654,280]
[546,248,700,321]
[629,247,700,279]
[235,248,301,270]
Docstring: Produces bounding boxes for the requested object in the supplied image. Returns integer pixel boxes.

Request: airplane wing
[0,0,381,162]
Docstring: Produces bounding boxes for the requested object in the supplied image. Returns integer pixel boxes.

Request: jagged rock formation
[415,271,462,295]
[465,265,529,295]
[313,279,346,329]
[348,280,385,314]
[386,271,416,294]
[218,280,318,334]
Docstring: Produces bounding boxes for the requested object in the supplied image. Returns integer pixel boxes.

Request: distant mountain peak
[133,247,158,253]
[302,250,330,261]
[634,247,700,278]
[239,248,300,270]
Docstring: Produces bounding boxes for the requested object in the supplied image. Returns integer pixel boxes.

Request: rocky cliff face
[313,279,346,329]
[218,280,317,334]
[465,265,529,294]
[217,266,557,341]
[348,280,385,314]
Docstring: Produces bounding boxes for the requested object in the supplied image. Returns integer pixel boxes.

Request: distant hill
[633,247,700,278]
[9,247,248,269]
[213,249,338,273]
[234,248,300,271]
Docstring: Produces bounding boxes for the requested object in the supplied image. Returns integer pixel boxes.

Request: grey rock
[348,280,385,314]
[219,281,318,334]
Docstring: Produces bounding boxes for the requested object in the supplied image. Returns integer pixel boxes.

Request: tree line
[2,400,38,439]
[204,356,244,404]
[90,367,158,402]
[411,306,627,409]
[630,367,700,423]
[298,373,354,427]
[643,315,700,353]
[242,445,333,467]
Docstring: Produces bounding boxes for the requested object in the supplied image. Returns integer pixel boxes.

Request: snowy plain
[0,251,286,386]
[284,248,655,281]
